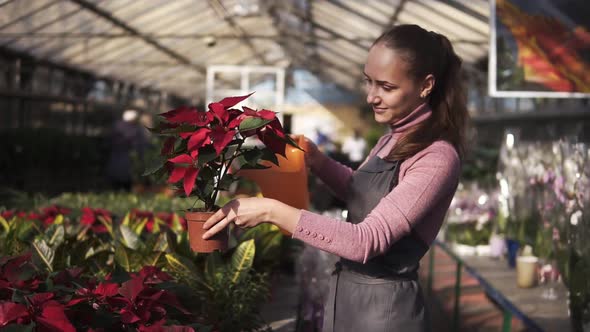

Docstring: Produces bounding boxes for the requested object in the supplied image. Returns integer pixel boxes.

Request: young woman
[203,24,468,331]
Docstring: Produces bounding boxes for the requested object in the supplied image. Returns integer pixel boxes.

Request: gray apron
[323,154,431,332]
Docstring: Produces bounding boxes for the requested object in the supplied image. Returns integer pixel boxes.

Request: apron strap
[323,262,342,332]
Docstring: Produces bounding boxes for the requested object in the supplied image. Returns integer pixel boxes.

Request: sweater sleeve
[292,144,460,263]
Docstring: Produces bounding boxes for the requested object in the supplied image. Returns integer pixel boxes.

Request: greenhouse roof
[0,0,490,99]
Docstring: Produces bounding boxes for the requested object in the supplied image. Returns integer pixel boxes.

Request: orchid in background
[146,93,299,211]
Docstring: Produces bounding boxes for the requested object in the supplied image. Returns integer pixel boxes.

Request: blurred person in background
[342,129,367,169]
[203,24,468,331]
[106,109,148,191]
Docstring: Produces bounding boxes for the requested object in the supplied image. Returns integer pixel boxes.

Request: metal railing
[426,240,543,332]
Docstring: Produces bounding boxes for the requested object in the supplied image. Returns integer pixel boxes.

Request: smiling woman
[203,24,469,332]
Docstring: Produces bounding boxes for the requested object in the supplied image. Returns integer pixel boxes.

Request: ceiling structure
[0,0,490,100]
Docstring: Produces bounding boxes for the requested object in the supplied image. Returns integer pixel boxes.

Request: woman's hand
[202,197,271,239]
[291,135,322,168]
[202,197,302,238]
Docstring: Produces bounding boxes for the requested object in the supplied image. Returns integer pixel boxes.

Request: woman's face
[363,43,426,125]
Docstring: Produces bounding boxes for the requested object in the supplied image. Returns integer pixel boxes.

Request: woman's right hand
[291,135,322,168]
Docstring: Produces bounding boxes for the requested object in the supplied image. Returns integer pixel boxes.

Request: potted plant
[145,93,298,252]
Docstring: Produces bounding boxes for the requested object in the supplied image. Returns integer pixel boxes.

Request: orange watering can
[238,136,309,234]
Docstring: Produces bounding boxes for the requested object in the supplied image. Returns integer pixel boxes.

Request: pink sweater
[293,103,460,263]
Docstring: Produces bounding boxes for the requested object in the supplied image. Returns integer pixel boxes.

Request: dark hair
[373,24,469,160]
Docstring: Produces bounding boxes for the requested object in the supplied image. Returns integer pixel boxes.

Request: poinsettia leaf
[156,124,196,136]
[284,134,302,150]
[217,174,237,191]
[183,168,199,196]
[237,160,271,170]
[209,102,229,124]
[0,324,35,332]
[143,157,167,176]
[197,145,218,167]
[0,302,29,326]
[241,149,264,166]
[238,117,273,132]
[211,128,236,156]
[218,92,254,108]
[119,277,144,302]
[187,128,212,152]
[260,147,280,166]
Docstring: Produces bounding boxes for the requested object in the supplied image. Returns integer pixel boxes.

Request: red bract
[1,210,14,219]
[258,118,288,157]
[131,210,157,233]
[38,205,71,226]
[26,292,76,332]
[0,253,42,299]
[155,212,186,230]
[167,154,199,196]
[80,207,112,234]
[0,301,28,327]
[151,92,298,211]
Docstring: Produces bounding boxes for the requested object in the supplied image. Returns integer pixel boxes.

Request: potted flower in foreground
[146,93,298,252]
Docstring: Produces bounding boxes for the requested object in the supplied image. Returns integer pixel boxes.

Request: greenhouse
[0,0,589,331]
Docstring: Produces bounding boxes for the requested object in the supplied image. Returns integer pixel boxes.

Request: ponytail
[374,25,469,160]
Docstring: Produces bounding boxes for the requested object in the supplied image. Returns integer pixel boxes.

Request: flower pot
[238,136,309,236]
[186,211,228,253]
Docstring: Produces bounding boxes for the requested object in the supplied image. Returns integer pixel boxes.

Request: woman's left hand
[202,197,274,239]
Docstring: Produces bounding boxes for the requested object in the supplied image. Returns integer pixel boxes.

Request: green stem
[211,139,244,208]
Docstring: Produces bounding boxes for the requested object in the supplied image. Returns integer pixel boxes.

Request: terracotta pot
[186,211,228,253]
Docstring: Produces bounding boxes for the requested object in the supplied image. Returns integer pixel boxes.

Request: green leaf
[122,212,131,227]
[143,157,166,176]
[1,324,36,332]
[230,239,255,284]
[205,251,225,284]
[0,216,9,232]
[242,149,264,165]
[48,225,65,247]
[142,251,164,267]
[32,239,54,272]
[258,230,283,259]
[239,117,273,132]
[260,147,280,166]
[217,174,237,191]
[120,224,141,250]
[85,243,112,259]
[133,218,148,235]
[114,242,132,271]
[53,215,64,225]
[197,145,218,167]
[165,253,199,275]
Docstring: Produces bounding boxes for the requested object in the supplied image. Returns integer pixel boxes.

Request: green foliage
[0,215,39,256]
[0,192,284,331]
[461,144,500,186]
[446,222,492,246]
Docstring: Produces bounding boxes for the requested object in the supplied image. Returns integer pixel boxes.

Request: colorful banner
[489,0,590,97]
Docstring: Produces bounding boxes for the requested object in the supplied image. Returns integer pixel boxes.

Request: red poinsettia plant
[146,93,298,212]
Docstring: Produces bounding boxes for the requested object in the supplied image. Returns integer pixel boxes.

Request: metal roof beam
[67,0,208,75]
[207,0,269,65]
